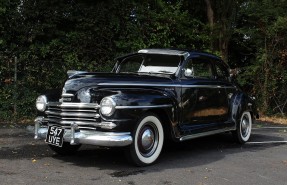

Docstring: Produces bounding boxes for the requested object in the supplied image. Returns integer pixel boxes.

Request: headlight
[36,95,47,112]
[100,97,116,116]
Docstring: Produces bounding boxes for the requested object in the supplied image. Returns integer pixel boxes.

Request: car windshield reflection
[118,54,181,74]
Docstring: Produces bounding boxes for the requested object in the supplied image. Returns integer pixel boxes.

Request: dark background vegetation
[0,0,286,123]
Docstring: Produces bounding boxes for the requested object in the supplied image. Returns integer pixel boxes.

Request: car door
[213,59,237,129]
[180,56,229,135]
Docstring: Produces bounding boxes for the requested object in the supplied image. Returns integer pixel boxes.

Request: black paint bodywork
[39,49,258,142]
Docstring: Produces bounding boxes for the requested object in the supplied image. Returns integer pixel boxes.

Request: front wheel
[48,142,81,155]
[126,114,164,166]
[232,111,252,144]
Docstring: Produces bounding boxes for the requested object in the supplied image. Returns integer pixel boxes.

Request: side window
[184,58,213,78]
[214,62,229,81]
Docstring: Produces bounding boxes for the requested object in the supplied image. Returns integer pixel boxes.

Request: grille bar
[46,110,100,118]
[47,118,100,126]
[47,116,100,122]
[48,102,100,109]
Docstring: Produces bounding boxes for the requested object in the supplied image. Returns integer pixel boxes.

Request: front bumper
[34,117,133,147]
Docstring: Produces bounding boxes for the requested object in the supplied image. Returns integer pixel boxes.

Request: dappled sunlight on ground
[259,116,287,125]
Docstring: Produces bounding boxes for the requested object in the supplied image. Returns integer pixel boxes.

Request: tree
[1,0,286,121]
[0,0,210,121]
[235,0,287,115]
[115,0,210,53]
[204,0,239,62]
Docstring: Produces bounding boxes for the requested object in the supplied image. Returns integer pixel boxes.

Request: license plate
[45,126,65,147]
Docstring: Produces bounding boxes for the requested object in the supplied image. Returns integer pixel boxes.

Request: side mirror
[229,68,241,82]
[184,68,194,77]
[229,68,241,78]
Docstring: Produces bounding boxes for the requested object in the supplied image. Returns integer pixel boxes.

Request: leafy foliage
[0,0,286,122]
[0,0,210,122]
[234,0,287,115]
[115,1,210,53]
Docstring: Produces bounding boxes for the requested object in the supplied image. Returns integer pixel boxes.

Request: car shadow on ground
[53,133,287,173]
[52,131,286,176]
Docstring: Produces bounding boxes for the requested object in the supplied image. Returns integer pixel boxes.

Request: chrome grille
[45,102,101,129]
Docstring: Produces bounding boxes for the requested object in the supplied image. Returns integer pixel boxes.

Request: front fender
[112,89,175,107]
[37,88,62,116]
[102,88,178,133]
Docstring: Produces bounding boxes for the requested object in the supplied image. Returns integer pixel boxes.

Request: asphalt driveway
[0,121,286,185]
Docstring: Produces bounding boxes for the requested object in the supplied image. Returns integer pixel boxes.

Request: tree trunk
[219,23,229,62]
[204,0,237,62]
[204,0,215,51]
[262,37,270,113]
[205,0,214,27]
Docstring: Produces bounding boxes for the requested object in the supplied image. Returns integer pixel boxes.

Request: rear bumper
[34,117,133,147]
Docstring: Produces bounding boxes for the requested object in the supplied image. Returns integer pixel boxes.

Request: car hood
[63,72,176,93]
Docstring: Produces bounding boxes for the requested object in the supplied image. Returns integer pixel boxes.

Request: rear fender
[230,92,257,125]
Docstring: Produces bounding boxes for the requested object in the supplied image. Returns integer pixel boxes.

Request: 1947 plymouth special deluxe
[34,49,258,166]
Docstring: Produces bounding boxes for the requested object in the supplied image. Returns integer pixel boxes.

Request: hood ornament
[67,70,87,78]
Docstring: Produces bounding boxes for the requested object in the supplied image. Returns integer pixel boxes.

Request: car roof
[138,49,189,56]
[137,48,229,69]
[138,48,222,60]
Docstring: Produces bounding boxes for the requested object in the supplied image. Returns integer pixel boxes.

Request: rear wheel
[48,142,81,155]
[232,111,252,144]
[126,114,164,166]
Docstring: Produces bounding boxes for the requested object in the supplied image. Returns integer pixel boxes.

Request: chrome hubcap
[241,115,250,137]
[141,129,155,151]
[138,123,158,157]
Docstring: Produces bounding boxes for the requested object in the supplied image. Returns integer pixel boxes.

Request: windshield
[117,54,181,74]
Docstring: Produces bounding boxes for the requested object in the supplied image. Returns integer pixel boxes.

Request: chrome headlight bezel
[36,95,47,112]
[100,97,116,117]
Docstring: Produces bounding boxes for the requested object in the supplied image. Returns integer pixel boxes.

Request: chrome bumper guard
[34,117,133,147]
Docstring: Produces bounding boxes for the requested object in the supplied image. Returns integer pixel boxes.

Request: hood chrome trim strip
[98,83,235,89]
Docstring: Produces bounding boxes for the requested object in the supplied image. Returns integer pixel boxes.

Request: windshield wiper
[121,71,173,74]
[158,70,173,74]
[139,71,173,74]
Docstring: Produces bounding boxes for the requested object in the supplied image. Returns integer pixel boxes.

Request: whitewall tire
[126,114,164,166]
[233,111,252,144]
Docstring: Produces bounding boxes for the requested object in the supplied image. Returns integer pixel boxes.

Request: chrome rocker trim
[34,117,132,147]
[179,127,236,141]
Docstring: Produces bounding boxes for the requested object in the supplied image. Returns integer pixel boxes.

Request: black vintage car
[34,49,258,166]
